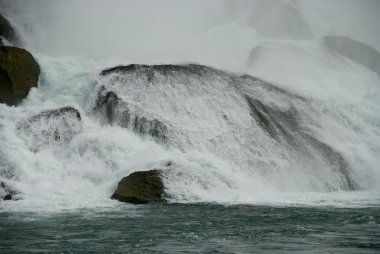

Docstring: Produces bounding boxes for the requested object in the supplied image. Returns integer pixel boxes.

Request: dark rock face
[0,14,18,45]
[3,194,12,200]
[17,107,82,151]
[95,90,168,142]
[0,46,40,106]
[111,170,166,204]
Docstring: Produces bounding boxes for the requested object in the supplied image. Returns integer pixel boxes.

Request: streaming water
[0,0,379,252]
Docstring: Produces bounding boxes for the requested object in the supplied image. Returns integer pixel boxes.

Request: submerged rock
[17,107,82,151]
[111,170,166,204]
[0,46,40,106]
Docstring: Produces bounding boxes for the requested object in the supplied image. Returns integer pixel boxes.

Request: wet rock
[101,64,212,78]
[96,63,358,191]
[111,170,166,204]
[3,194,12,200]
[0,14,18,45]
[0,181,16,201]
[0,46,40,106]
[17,107,82,151]
[95,90,168,142]
[95,64,227,144]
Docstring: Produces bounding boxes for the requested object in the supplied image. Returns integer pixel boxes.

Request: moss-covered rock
[0,46,40,105]
[111,170,166,204]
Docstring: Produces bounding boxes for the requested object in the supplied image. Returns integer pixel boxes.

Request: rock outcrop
[111,170,166,204]
[0,46,40,105]
[17,107,82,151]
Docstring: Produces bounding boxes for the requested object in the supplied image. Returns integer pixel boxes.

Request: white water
[1,0,380,211]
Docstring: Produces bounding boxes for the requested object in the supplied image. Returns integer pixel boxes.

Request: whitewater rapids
[0,0,379,211]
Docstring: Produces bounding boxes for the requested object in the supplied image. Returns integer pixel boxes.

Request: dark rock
[111,170,166,204]
[245,95,299,142]
[3,194,12,200]
[1,181,16,201]
[17,107,82,151]
[164,161,173,167]
[0,46,40,106]
[95,90,168,142]
[0,14,18,45]
[0,37,3,46]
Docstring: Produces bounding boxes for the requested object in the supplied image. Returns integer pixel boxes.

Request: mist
[2,0,379,66]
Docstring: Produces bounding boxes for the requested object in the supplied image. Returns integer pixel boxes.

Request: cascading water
[1,0,380,212]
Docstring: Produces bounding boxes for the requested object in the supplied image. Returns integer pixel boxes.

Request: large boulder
[0,46,40,106]
[95,64,358,192]
[0,14,18,45]
[111,170,166,204]
[16,107,82,151]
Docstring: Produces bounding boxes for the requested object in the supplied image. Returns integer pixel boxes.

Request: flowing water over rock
[94,64,358,194]
[0,0,380,252]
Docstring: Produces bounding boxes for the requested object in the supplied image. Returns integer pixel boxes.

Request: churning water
[0,0,379,252]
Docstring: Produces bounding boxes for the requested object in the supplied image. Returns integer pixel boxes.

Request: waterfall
[0,0,379,211]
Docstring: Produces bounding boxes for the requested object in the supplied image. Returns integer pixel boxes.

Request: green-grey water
[1,204,379,253]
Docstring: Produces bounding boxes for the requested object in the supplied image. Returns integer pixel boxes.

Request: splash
[0,0,379,210]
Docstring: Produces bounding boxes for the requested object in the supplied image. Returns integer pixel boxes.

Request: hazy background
[1,0,379,61]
